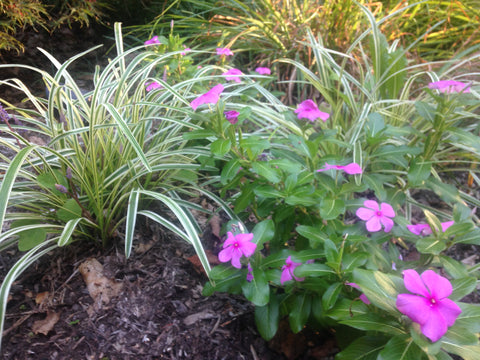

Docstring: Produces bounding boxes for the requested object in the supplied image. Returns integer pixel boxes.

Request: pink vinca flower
[218,232,256,269]
[356,200,395,232]
[255,67,271,75]
[281,256,305,285]
[190,84,224,110]
[145,81,163,92]
[224,110,240,124]
[407,221,454,236]
[346,282,370,304]
[144,36,160,46]
[223,68,242,83]
[396,269,462,342]
[216,47,234,56]
[181,46,191,56]
[428,80,471,94]
[316,162,362,175]
[294,99,330,122]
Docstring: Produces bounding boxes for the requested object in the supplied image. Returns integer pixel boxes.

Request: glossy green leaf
[242,269,270,306]
[288,293,312,333]
[336,335,386,360]
[252,219,275,247]
[255,294,280,340]
[251,162,281,183]
[322,282,343,311]
[378,335,422,360]
[319,196,345,220]
[408,156,431,186]
[210,138,231,156]
[220,159,241,185]
[56,198,82,222]
[340,314,405,336]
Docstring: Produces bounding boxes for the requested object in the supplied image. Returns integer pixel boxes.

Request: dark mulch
[0,216,337,360]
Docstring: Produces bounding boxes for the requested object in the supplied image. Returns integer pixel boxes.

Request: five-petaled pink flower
[255,67,271,75]
[356,200,395,232]
[144,36,160,46]
[145,81,163,92]
[396,269,462,342]
[316,162,362,175]
[223,68,242,83]
[294,99,330,122]
[190,84,224,110]
[428,80,471,94]
[224,110,240,124]
[216,47,234,56]
[218,232,256,269]
[281,256,305,285]
[407,221,454,236]
[346,282,370,304]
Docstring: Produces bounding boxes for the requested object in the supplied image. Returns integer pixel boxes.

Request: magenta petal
[441,221,455,232]
[218,247,233,263]
[403,269,430,298]
[230,251,242,269]
[420,307,448,342]
[421,270,452,299]
[281,268,293,285]
[356,207,375,221]
[366,217,382,232]
[380,217,394,233]
[359,294,371,305]
[396,293,431,325]
[343,163,362,174]
[407,224,431,236]
[241,241,257,258]
[363,200,379,211]
[380,202,395,217]
[437,298,462,326]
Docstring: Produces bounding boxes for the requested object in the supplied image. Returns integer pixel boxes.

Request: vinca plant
[191,8,480,360]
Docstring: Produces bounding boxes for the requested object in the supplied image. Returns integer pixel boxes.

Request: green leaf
[408,156,431,186]
[415,236,446,255]
[220,159,241,185]
[342,252,369,272]
[288,293,312,333]
[254,185,283,198]
[252,219,274,247]
[322,282,343,311]
[378,335,422,360]
[251,162,281,183]
[255,294,280,340]
[450,277,477,301]
[327,298,369,321]
[455,303,480,333]
[210,138,231,156]
[17,227,47,252]
[319,196,345,220]
[57,198,82,222]
[336,335,386,360]
[240,136,269,159]
[296,225,328,244]
[295,263,334,277]
[415,101,436,122]
[242,268,270,306]
[340,314,405,336]
[353,269,403,313]
[182,129,216,140]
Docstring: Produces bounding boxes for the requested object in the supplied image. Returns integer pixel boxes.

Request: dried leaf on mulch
[32,310,60,336]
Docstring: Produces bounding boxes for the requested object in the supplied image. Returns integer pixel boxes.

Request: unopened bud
[55,184,68,194]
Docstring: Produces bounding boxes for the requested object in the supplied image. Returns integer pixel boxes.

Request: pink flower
[246,263,254,282]
[224,110,240,124]
[181,46,191,56]
[428,80,471,94]
[346,282,370,304]
[145,81,163,92]
[281,256,305,285]
[216,47,234,56]
[144,36,160,45]
[190,84,224,110]
[223,68,242,83]
[255,67,271,75]
[356,200,395,233]
[407,221,454,236]
[396,269,461,342]
[316,162,362,175]
[218,232,256,269]
[294,99,329,122]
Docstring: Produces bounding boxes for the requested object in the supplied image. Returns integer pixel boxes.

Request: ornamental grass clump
[195,7,480,358]
[0,23,236,349]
